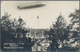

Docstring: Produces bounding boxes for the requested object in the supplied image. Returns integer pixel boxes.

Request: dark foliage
[1,13,30,50]
[44,14,69,51]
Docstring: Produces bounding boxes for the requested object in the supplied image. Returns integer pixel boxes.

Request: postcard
[0,1,79,52]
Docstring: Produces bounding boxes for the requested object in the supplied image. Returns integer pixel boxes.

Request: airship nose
[43,4,46,6]
[41,3,46,6]
[43,3,46,6]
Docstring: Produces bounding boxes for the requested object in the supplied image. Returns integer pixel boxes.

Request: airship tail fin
[17,6,21,10]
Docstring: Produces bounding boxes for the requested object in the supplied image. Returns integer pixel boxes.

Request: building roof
[30,29,47,34]
[30,29,49,37]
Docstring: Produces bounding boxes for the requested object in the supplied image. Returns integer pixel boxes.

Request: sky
[1,1,79,29]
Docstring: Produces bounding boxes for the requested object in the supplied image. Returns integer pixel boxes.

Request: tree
[1,12,30,50]
[62,9,79,51]
[44,14,69,51]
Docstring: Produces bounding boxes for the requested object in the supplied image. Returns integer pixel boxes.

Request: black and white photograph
[1,1,79,52]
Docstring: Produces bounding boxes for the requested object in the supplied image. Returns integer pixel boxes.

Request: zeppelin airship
[17,3,46,10]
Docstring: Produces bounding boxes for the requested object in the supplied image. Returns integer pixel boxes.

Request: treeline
[1,12,31,50]
[1,9,79,51]
[44,9,79,51]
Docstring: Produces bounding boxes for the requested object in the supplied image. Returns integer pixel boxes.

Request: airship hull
[17,3,46,10]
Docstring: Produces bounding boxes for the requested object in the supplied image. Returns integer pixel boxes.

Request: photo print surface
[1,1,79,51]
